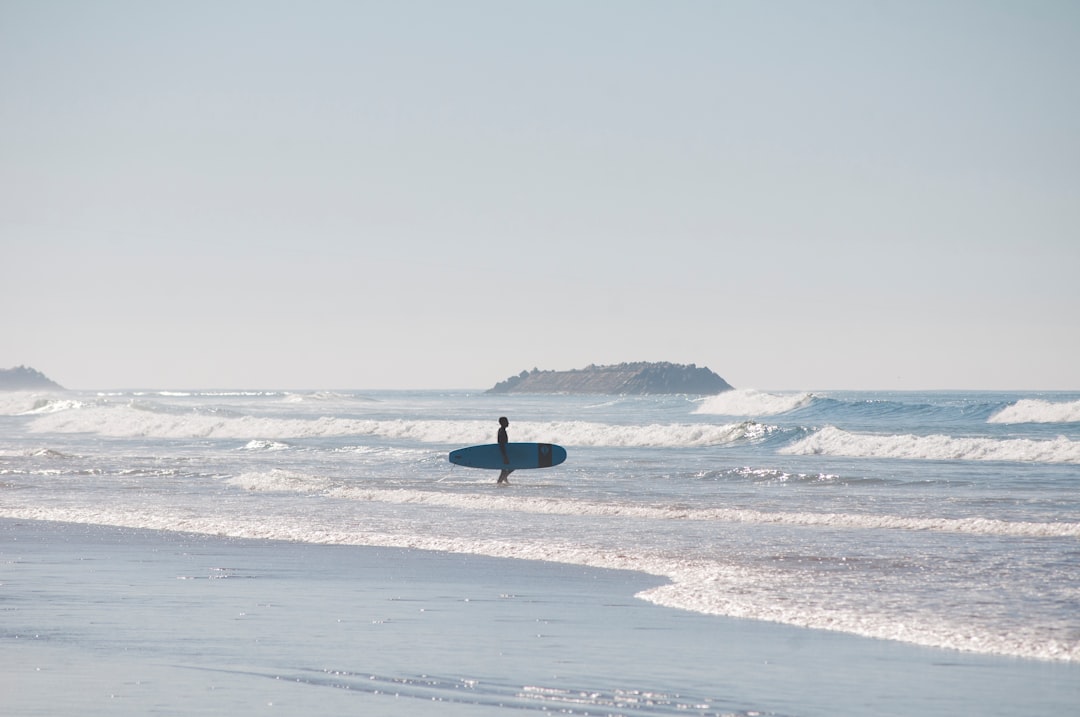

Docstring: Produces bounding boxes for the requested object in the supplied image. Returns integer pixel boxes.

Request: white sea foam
[196,473,1080,539]
[227,469,333,493]
[26,404,465,441]
[0,392,72,416]
[283,391,350,403]
[0,446,72,460]
[988,398,1080,424]
[694,389,814,416]
[337,488,1080,537]
[26,404,762,447]
[635,562,1080,663]
[781,426,1080,464]
[17,398,87,415]
[241,439,291,451]
[130,390,273,397]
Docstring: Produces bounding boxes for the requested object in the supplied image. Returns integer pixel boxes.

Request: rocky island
[0,366,64,391]
[487,362,732,395]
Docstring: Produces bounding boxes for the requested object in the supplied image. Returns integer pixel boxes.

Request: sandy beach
[1,518,1076,716]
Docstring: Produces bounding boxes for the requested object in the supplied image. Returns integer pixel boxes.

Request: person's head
[498,416,509,427]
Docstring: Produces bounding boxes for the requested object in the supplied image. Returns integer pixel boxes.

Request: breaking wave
[0,393,77,416]
[781,426,1080,464]
[988,398,1080,424]
[25,402,767,448]
[695,389,815,416]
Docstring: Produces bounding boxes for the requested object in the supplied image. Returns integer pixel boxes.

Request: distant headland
[487,362,733,395]
[0,366,64,391]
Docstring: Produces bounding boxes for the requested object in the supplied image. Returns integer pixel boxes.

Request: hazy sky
[3,1,1078,390]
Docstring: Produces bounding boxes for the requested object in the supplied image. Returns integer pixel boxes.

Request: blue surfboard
[448,443,567,470]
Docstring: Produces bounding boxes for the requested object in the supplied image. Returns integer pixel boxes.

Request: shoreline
[2,517,1078,716]
[5,504,1077,664]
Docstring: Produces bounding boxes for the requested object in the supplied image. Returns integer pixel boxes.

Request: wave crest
[780,426,1080,464]
[0,392,73,416]
[988,398,1080,424]
[695,389,814,416]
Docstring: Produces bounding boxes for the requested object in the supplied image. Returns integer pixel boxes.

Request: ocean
[2,387,1079,715]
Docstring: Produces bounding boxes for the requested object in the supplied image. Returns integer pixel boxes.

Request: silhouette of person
[497,416,513,484]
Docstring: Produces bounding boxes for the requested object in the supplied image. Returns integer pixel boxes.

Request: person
[497,416,513,484]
